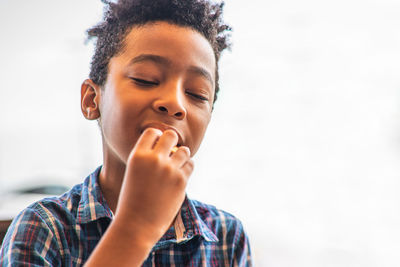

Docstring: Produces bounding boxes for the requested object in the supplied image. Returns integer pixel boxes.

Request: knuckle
[163,165,174,176]
[130,149,148,161]
[174,174,187,187]
[186,160,194,170]
[151,153,163,165]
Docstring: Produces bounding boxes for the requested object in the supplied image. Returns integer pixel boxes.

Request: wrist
[111,214,164,249]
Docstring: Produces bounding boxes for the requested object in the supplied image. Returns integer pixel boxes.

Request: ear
[81,79,101,120]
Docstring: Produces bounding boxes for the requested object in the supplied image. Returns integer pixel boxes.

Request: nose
[152,84,187,119]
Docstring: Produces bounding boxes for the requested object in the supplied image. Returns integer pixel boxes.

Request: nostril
[158,106,167,112]
[155,104,184,118]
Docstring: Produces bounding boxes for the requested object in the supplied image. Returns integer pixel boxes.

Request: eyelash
[186,91,209,102]
[130,77,208,102]
[130,77,158,86]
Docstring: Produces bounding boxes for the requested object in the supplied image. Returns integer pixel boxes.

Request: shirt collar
[76,166,113,224]
[178,197,218,243]
[76,166,218,243]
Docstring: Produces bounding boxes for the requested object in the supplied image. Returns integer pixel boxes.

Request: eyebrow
[129,54,170,66]
[128,54,214,86]
[187,65,214,86]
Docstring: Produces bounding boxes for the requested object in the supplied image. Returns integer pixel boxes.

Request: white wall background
[1,0,400,266]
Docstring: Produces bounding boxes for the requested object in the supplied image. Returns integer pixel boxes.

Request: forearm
[84,217,159,267]
[85,129,191,266]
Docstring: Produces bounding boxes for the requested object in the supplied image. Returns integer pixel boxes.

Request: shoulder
[0,201,64,265]
[189,199,253,265]
[2,182,84,241]
[2,181,84,245]
[190,199,247,242]
[191,199,243,227]
[27,181,84,225]
[0,182,84,265]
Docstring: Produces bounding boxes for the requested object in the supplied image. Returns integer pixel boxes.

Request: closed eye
[130,77,159,86]
[186,91,209,102]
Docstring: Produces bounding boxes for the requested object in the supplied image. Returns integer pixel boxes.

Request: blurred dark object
[0,220,12,246]
[14,185,69,195]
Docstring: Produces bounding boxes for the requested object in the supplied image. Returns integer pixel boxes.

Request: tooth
[171,146,179,153]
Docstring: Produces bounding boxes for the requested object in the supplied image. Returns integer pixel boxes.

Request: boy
[0,0,252,266]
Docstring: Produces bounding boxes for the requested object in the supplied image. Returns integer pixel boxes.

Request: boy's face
[94,22,216,164]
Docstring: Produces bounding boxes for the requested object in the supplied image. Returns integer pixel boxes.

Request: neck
[99,153,126,214]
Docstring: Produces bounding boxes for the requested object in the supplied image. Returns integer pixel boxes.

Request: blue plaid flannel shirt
[0,166,252,266]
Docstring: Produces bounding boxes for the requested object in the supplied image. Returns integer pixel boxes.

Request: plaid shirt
[0,167,252,266]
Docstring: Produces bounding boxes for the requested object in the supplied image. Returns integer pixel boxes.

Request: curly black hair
[86,0,232,103]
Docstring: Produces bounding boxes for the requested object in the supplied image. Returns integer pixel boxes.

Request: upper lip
[141,122,184,146]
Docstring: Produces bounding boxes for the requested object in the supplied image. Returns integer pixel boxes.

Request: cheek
[188,113,211,155]
[100,92,120,130]
[100,92,135,140]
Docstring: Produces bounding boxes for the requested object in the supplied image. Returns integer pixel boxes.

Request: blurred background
[1,0,400,266]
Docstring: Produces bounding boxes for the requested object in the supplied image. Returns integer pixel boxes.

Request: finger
[135,127,163,150]
[153,129,179,154]
[170,146,191,167]
[180,159,194,178]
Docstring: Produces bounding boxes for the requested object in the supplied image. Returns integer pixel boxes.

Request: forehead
[114,22,216,81]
